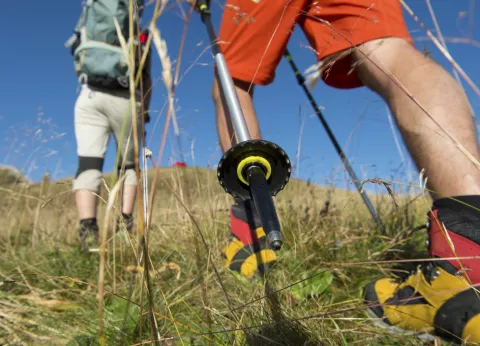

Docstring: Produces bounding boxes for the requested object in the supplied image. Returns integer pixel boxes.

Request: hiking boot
[364,196,480,344]
[224,200,277,278]
[77,218,99,252]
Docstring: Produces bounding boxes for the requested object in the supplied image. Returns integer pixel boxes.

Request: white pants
[73,84,142,192]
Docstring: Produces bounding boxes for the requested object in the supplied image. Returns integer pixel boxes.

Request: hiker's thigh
[219,0,308,86]
[299,0,412,89]
[73,86,110,192]
[105,92,141,186]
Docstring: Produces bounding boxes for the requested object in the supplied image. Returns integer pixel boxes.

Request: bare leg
[353,38,480,199]
[121,184,136,215]
[75,190,97,220]
[212,77,261,152]
[75,184,136,220]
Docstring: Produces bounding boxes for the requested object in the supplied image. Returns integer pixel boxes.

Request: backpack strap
[64,1,90,54]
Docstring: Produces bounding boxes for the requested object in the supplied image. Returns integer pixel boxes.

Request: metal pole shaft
[142,146,149,234]
[202,12,251,143]
[284,49,384,233]
[175,132,186,163]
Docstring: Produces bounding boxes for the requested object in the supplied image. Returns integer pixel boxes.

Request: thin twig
[157,174,236,315]
[400,0,480,96]
[413,36,480,49]
[98,175,126,346]
[425,0,476,117]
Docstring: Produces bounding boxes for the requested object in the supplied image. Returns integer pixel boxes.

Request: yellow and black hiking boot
[364,196,480,344]
[224,200,277,278]
[77,218,99,252]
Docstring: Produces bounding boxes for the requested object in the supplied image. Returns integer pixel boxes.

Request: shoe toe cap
[364,279,399,323]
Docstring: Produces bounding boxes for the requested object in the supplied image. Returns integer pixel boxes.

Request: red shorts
[218,0,412,89]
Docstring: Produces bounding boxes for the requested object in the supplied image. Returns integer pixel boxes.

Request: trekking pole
[142,145,150,233]
[284,49,385,235]
[198,0,291,250]
[171,111,187,165]
[175,132,186,164]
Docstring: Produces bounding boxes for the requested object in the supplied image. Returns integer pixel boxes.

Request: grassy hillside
[0,165,32,187]
[0,166,435,345]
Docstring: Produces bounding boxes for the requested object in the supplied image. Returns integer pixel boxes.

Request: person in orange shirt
[189,0,480,343]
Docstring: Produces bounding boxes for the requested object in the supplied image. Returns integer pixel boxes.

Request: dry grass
[0,166,434,345]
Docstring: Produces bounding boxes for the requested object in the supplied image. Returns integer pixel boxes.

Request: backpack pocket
[74,41,130,88]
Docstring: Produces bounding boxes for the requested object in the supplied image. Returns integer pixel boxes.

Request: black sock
[122,213,132,220]
[433,195,480,244]
[80,218,97,227]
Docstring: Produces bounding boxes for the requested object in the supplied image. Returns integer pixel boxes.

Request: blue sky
[0,1,479,195]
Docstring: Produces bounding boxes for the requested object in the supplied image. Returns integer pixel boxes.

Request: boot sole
[366,308,436,342]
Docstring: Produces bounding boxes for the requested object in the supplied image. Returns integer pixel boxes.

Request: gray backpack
[65,0,145,89]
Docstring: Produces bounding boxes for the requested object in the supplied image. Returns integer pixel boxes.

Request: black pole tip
[266,231,283,250]
[270,240,283,251]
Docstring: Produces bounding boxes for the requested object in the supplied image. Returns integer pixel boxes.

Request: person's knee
[122,165,138,186]
[117,162,138,186]
[73,156,104,192]
[352,37,433,94]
